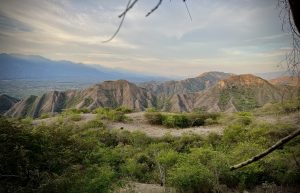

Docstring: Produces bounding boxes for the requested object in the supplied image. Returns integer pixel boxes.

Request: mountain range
[0,53,166,82]
[2,72,298,118]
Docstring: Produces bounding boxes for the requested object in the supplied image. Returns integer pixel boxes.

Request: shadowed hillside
[5,80,156,118]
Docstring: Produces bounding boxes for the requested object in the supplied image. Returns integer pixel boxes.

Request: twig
[184,0,192,21]
[118,0,139,18]
[102,0,132,43]
[146,0,163,17]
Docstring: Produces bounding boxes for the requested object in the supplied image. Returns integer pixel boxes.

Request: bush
[233,112,253,126]
[145,112,220,128]
[204,118,218,125]
[146,107,158,112]
[63,108,89,115]
[39,113,52,119]
[82,119,104,129]
[94,108,127,122]
[144,112,163,125]
[162,114,190,128]
[169,162,214,193]
[69,114,81,121]
[115,106,133,113]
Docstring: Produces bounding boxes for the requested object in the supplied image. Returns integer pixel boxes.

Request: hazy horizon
[0,0,292,77]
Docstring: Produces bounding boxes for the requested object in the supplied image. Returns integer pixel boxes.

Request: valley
[1,58,299,193]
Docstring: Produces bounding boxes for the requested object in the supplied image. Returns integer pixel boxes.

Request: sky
[0,0,293,77]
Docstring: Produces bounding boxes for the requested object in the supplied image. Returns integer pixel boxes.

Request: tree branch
[118,0,139,18]
[230,128,300,170]
[102,0,132,43]
[146,0,163,17]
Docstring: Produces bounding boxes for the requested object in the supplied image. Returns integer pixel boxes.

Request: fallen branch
[230,128,300,170]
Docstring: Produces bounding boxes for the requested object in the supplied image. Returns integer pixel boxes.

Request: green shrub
[162,114,190,128]
[63,108,90,115]
[204,118,218,125]
[146,107,158,112]
[69,114,81,121]
[169,162,214,193]
[232,112,253,126]
[82,119,104,129]
[39,113,52,119]
[145,112,220,128]
[94,108,127,122]
[115,106,133,113]
[21,117,33,124]
[223,124,247,145]
[144,112,163,125]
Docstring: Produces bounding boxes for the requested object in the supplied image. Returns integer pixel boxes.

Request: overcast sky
[0,0,292,77]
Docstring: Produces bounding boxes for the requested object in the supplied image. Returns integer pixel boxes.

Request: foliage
[144,111,220,128]
[68,113,81,121]
[93,107,128,122]
[82,119,104,129]
[144,112,163,125]
[63,108,90,115]
[0,111,299,193]
[168,161,214,193]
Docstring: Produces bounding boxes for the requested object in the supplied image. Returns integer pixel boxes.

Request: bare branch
[146,0,163,17]
[102,0,132,43]
[184,1,192,21]
[230,128,300,170]
[118,0,139,18]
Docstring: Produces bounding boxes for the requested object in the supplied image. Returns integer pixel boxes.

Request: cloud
[0,0,291,76]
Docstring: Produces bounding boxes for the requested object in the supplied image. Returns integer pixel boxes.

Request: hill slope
[0,94,19,114]
[5,80,156,118]
[165,74,295,112]
[269,76,299,86]
[141,71,233,97]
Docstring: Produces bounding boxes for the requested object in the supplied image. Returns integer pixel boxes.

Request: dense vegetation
[1,107,299,193]
[144,111,219,128]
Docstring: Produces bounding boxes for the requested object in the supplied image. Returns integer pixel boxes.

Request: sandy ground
[33,112,224,137]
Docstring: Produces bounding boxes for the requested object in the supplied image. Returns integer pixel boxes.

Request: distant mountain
[5,80,156,118]
[269,76,299,86]
[164,74,296,112]
[0,94,19,114]
[0,53,166,82]
[140,71,233,97]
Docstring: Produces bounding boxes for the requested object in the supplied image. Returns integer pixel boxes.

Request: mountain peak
[196,71,233,78]
[218,74,267,88]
